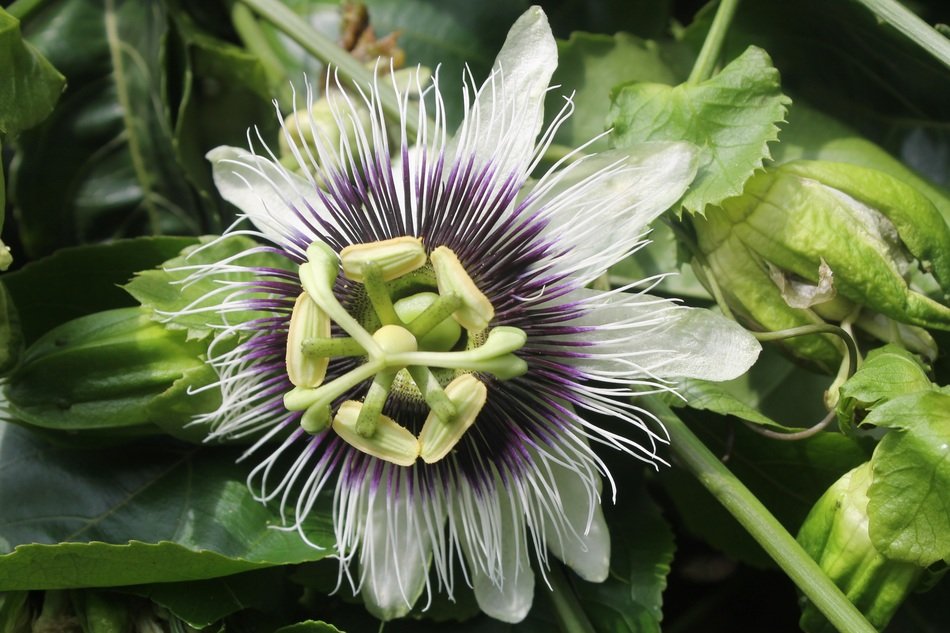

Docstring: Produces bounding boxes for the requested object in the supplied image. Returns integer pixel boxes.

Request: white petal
[359,471,431,620]
[529,142,699,284]
[542,461,610,582]
[450,6,557,181]
[456,484,535,623]
[565,288,760,382]
[207,145,329,252]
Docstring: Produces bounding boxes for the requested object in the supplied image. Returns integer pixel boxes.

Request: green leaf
[572,492,674,632]
[0,423,332,589]
[124,235,293,341]
[607,46,789,215]
[275,622,345,633]
[865,391,950,566]
[0,7,65,135]
[124,568,288,628]
[1,236,197,345]
[10,0,204,258]
[836,344,934,427]
[544,31,681,151]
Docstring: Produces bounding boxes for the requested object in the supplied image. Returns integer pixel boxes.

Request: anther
[286,293,331,388]
[418,375,488,463]
[340,236,426,282]
[431,246,494,331]
[332,401,420,466]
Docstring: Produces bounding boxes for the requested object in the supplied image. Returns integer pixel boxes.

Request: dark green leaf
[11,0,204,258]
[275,622,345,633]
[544,31,680,152]
[363,0,533,126]
[0,282,23,375]
[674,345,830,430]
[0,590,30,633]
[543,0,675,40]
[124,235,293,341]
[608,46,789,215]
[0,423,332,589]
[170,8,277,219]
[0,7,65,135]
[73,591,130,633]
[124,568,288,628]
[660,417,868,567]
[572,492,674,632]
[866,391,950,566]
[2,236,197,345]
[681,0,950,171]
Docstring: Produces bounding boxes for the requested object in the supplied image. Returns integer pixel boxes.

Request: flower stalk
[236,0,420,138]
[643,394,877,633]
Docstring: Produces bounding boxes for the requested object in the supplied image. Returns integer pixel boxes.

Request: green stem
[237,0,419,138]
[644,394,877,633]
[853,0,950,69]
[687,0,741,84]
[230,1,289,89]
[546,562,596,633]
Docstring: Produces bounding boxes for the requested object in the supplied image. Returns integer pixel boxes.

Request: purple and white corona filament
[182,7,759,623]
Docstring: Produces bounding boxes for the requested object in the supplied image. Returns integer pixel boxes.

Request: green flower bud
[797,463,922,633]
[695,160,950,370]
[278,94,372,166]
[3,307,219,443]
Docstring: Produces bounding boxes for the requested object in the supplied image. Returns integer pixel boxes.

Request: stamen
[355,369,397,437]
[332,401,420,467]
[388,326,528,378]
[300,243,381,356]
[418,374,488,463]
[406,366,457,422]
[301,337,365,357]
[361,261,402,326]
[340,236,427,282]
[431,246,495,331]
[285,359,384,413]
[286,292,331,388]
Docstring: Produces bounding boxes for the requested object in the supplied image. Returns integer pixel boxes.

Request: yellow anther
[430,246,494,331]
[332,401,420,467]
[286,293,331,388]
[340,236,426,282]
[418,374,487,464]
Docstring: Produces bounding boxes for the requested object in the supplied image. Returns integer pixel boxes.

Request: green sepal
[797,463,922,633]
[835,344,934,431]
[693,218,842,371]
[3,307,215,441]
[718,163,950,330]
[125,235,293,341]
[779,160,950,301]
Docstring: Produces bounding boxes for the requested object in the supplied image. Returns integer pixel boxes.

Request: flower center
[283,238,528,466]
